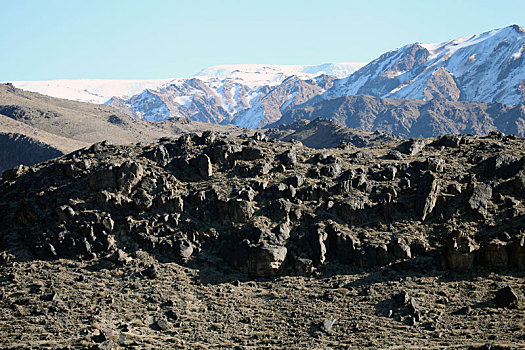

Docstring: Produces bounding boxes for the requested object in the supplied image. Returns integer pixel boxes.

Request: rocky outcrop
[1,131,525,277]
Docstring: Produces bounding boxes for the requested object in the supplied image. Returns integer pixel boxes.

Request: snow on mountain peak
[326,24,525,106]
[7,63,365,105]
[194,63,365,87]
[419,25,523,59]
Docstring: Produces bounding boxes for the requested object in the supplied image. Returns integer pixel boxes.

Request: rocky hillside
[275,95,525,137]
[3,130,524,275]
[1,132,524,348]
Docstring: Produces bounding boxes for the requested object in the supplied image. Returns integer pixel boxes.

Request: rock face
[1,131,525,277]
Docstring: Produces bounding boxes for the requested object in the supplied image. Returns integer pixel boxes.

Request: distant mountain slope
[104,63,365,124]
[0,133,63,173]
[6,26,525,132]
[320,25,525,106]
[274,95,525,137]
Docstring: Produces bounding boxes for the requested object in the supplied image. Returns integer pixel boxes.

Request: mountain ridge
[7,63,365,104]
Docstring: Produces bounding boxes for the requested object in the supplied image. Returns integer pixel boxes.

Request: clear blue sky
[1,0,524,80]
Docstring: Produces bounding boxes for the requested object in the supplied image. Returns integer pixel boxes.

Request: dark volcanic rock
[192,154,213,179]
[415,172,441,221]
[495,286,519,308]
[1,131,525,279]
[468,183,493,218]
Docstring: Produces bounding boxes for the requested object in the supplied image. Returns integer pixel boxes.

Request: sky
[1,0,524,81]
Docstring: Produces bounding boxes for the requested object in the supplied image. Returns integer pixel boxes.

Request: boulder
[192,154,213,179]
[438,134,463,147]
[200,130,216,145]
[385,150,404,161]
[56,205,75,223]
[337,197,370,225]
[227,199,255,223]
[483,154,519,179]
[398,138,427,155]
[468,183,492,219]
[223,242,287,276]
[279,150,297,168]
[372,166,397,181]
[88,166,117,191]
[321,161,343,177]
[241,146,263,161]
[116,161,144,193]
[326,224,358,264]
[175,239,193,260]
[495,286,519,308]
[321,318,337,334]
[133,189,153,210]
[391,238,412,260]
[273,223,291,242]
[426,157,445,172]
[152,145,170,166]
[286,174,305,188]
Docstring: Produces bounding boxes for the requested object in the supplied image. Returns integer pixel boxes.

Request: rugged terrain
[1,131,524,348]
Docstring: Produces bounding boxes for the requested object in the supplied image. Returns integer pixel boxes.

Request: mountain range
[8,25,525,132]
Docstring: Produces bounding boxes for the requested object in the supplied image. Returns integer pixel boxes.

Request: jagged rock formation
[2,131,524,277]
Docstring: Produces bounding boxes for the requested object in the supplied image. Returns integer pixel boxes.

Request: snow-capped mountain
[6,26,525,130]
[320,25,525,106]
[194,63,365,86]
[105,63,365,125]
[7,63,364,105]
[106,25,525,128]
